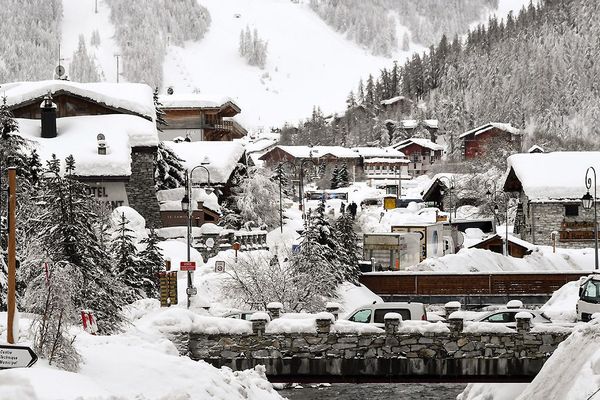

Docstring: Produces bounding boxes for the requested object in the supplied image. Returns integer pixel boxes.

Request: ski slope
[58,0,530,130]
[61,0,121,82]
[162,0,418,131]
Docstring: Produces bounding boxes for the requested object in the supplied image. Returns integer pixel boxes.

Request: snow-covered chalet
[503,152,600,248]
[3,80,162,227]
[459,123,522,160]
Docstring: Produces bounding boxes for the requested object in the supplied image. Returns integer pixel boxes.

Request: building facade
[392,138,444,177]
[460,123,522,160]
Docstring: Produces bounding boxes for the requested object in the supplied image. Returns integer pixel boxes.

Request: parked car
[577,275,600,321]
[474,309,551,326]
[345,302,428,327]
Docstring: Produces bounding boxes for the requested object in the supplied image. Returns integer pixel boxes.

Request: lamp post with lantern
[486,187,510,257]
[581,166,598,270]
[438,176,454,224]
[181,157,212,308]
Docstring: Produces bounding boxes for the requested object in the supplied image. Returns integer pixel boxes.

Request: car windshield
[349,309,372,323]
[581,280,600,303]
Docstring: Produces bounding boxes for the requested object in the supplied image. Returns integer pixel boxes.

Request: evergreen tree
[138,228,163,298]
[334,212,360,284]
[110,213,143,303]
[69,34,100,83]
[154,142,186,190]
[36,156,126,333]
[337,163,350,188]
[330,165,340,189]
[0,97,30,179]
[271,163,290,196]
[27,149,42,186]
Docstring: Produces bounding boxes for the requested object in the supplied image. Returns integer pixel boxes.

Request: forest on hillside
[105,0,211,88]
[288,0,600,158]
[0,0,62,83]
[309,0,497,56]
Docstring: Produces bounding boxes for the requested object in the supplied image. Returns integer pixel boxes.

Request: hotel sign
[559,220,599,241]
[84,182,129,209]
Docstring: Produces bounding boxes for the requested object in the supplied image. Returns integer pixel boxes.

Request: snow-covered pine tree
[271,163,290,196]
[337,163,350,188]
[111,212,143,303]
[0,97,30,179]
[37,155,127,333]
[69,34,100,83]
[154,142,186,190]
[26,149,42,186]
[138,228,163,298]
[235,167,280,229]
[334,212,361,284]
[330,165,340,189]
[90,29,101,47]
[153,87,168,131]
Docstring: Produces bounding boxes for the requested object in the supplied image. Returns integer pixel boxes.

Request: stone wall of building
[125,147,162,228]
[520,193,597,249]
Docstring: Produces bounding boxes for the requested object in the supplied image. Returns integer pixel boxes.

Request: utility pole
[7,168,16,344]
[114,54,120,83]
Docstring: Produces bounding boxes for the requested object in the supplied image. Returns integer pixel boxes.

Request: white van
[345,302,428,327]
[577,275,600,321]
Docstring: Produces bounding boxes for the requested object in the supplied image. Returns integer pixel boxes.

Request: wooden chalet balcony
[203,119,247,137]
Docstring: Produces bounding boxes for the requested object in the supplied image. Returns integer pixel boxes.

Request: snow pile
[109,206,148,244]
[458,383,528,400]
[157,187,220,212]
[2,81,156,120]
[408,247,597,273]
[540,279,584,322]
[165,141,245,184]
[0,305,283,400]
[515,320,600,399]
[17,115,158,176]
[396,321,450,334]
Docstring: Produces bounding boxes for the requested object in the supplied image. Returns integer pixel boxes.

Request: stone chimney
[40,93,57,139]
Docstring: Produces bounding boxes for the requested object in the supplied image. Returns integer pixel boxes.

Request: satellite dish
[205,238,215,249]
[452,230,465,247]
[167,86,174,95]
[97,133,106,141]
[55,65,65,77]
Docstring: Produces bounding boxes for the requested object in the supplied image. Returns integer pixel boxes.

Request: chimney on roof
[97,133,107,155]
[40,93,57,138]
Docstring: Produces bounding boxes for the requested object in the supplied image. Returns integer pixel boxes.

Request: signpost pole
[7,168,16,344]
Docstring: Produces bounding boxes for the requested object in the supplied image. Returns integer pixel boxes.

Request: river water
[278,383,466,400]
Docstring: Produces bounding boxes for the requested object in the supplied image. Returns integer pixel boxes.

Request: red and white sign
[180,261,196,271]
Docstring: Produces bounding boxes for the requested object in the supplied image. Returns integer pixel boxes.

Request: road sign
[232,242,241,251]
[0,345,38,369]
[186,287,198,296]
[215,261,225,273]
[292,244,301,254]
[180,261,196,271]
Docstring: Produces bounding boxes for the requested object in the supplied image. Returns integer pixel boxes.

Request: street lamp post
[438,176,454,224]
[298,156,318,218]
[181,162,211,308]
[277,161,297,233]
[486,188,510,257]
[582,166,598,270]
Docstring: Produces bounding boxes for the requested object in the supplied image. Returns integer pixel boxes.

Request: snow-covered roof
[243,137,278,154]
[380,95,408,106]
[469,232,536,252]
[157,187,220,213]
[165,141,246,184]
[528,145,545,153]
[504,152,600,201]
[351,146,405,158]
[17,115,158,177]
[400,119,418,129]
[269,145,359,159]
[364,157,409,164]
[393,138,444,151]
[423,119,438,129]
[459,122,521,139]
[2,80,156,120]
[158,94,238,110]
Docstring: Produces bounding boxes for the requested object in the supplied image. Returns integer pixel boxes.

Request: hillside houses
[392,138,444,177]
[460,122,522,160]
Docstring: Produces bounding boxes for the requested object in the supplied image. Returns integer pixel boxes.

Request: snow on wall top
[459,122,521,139]
[165,141,245,184]
[158,94,236,109]
[351,146,406,159]
[394,138,444,151]
[2,80,156,120]
[157,187,220,213]
[505,152,600,201]
[17,115,158,177]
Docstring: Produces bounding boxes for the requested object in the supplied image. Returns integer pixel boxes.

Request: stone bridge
[176,309,572,383]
